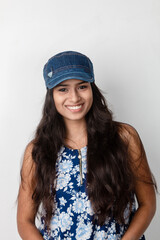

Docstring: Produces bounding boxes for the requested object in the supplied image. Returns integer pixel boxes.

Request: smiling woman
[53,79,93,123]
[17,51,157,240]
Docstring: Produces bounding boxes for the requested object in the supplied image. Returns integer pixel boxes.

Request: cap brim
[46,72,94,89]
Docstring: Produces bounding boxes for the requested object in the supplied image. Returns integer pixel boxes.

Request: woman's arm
[17,143,43,240]
[120,124,156,240]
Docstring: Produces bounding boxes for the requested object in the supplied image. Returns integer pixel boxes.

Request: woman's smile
[66,104,84,112]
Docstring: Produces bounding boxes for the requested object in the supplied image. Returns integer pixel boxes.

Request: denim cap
[43,51,95,89]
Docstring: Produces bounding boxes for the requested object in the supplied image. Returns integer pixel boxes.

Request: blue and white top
[39,145,145,240]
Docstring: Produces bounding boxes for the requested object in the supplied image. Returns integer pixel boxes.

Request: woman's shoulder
[21,141,35,182]
[23,141,35,163]
[115,122,146,163]
[114,121,140,139]
[114,122,142,150]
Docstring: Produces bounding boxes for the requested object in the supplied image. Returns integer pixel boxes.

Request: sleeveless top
[38,145,145,240]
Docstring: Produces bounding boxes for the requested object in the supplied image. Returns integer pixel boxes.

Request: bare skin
[17,143,43,240]
[120,124,156,240]
[17,80,156,239]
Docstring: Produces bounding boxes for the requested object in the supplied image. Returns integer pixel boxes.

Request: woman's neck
[64,119,88,149]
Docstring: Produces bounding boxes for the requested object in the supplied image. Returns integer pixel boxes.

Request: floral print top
[39,145,145,240]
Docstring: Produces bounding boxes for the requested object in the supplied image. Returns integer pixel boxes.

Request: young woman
[17,51,156,240]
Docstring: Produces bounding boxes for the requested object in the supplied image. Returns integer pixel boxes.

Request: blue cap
[43,51,95,89]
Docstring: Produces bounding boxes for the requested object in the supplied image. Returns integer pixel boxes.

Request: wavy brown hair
[23,82,156,227]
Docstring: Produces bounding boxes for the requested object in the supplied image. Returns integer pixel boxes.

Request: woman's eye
[58,88,67,92]
[79,85,87,90]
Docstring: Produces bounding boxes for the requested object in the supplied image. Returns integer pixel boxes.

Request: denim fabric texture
[43,51,95,89]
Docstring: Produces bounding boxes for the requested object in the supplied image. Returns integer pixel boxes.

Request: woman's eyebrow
[56,84,68,87]
[78,81,87,85]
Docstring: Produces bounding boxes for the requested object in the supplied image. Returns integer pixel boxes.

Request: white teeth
[67,105,82,110]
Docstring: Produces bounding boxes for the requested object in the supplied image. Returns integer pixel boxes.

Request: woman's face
[53,79,93,123]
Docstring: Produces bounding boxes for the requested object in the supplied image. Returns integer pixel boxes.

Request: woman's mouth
[66,104,83,111]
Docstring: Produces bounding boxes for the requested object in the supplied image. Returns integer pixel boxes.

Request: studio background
[0,0,159,239]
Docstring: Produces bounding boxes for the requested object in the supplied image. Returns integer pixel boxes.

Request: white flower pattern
[39,146,145,240]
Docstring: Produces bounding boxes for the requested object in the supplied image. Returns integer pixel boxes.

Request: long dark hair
[24,82,156,227]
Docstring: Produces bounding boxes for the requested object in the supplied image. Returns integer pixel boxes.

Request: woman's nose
[69,89,80,102]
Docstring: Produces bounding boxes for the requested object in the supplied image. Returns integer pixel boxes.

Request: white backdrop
[0,0,159,239]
